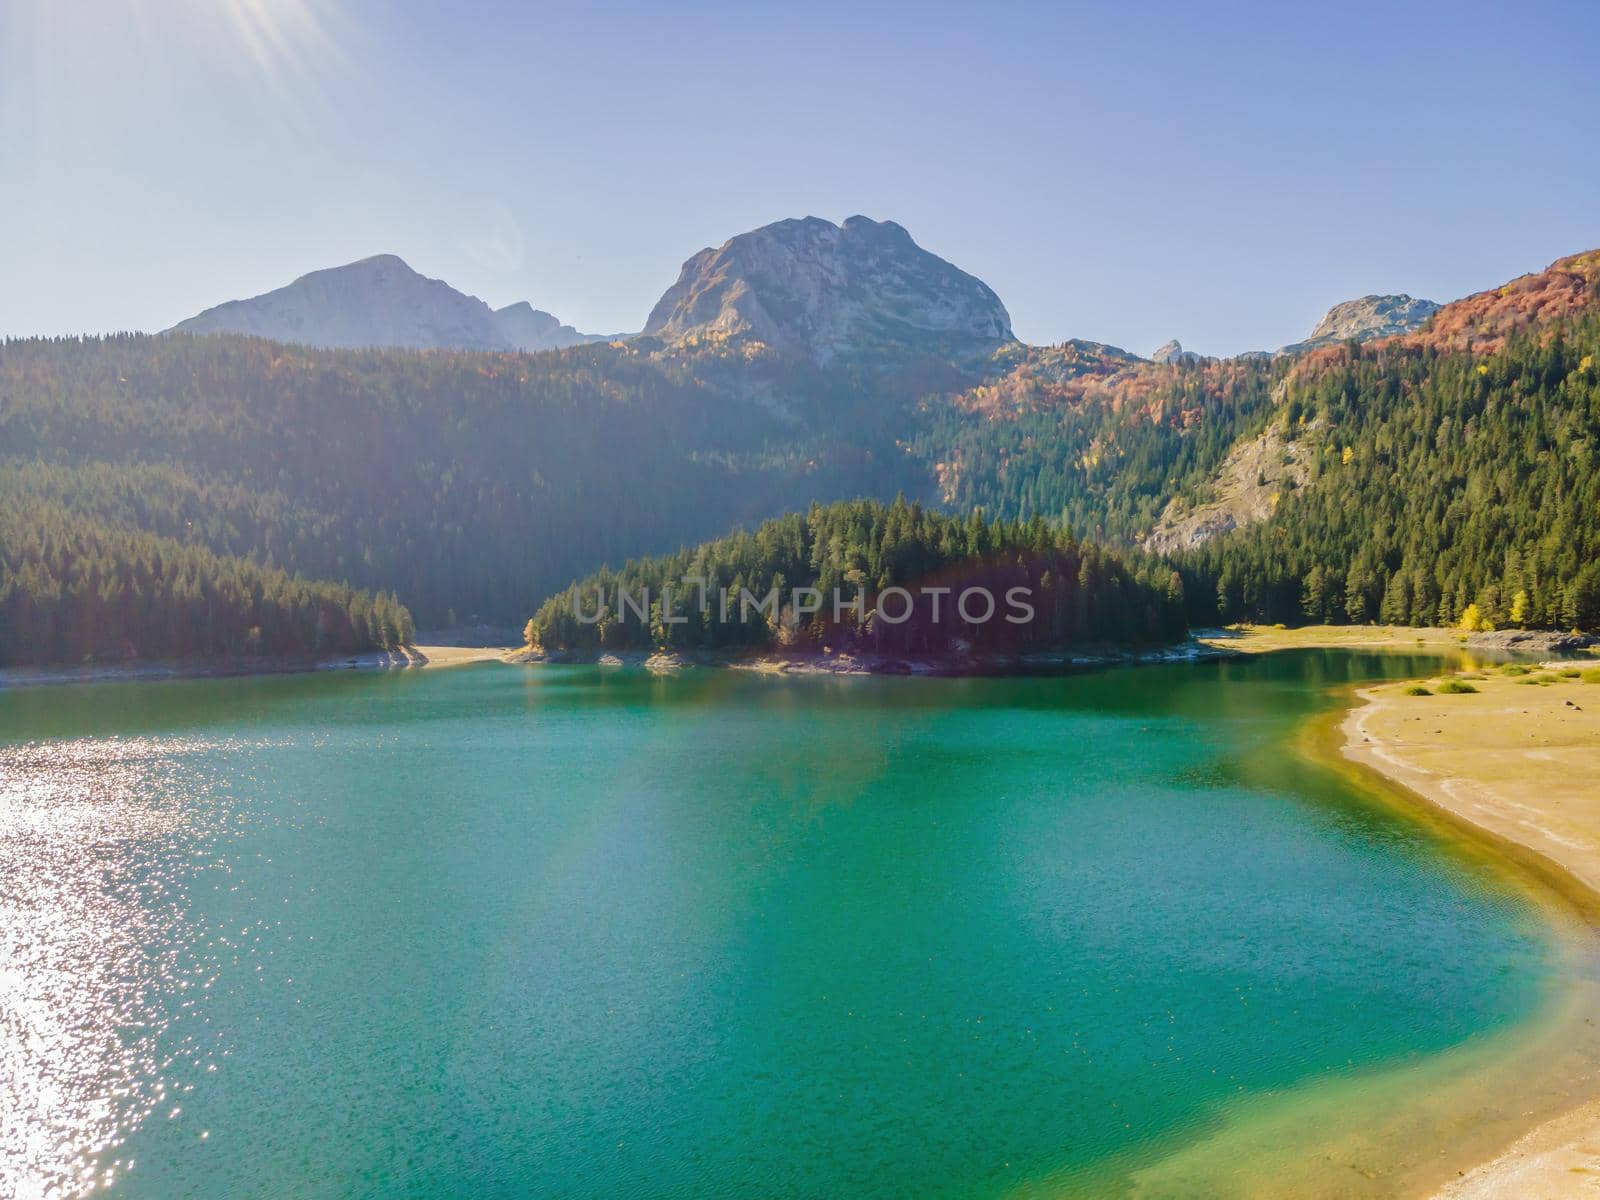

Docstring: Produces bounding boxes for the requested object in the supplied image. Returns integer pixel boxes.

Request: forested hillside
[0,333,948,630]
[526,497,1186,656]
[0,502,411,666]
[912,251,1600,633]
[1183,314,1600,629]
[912,344,1280,540]
[4,245,1596,668]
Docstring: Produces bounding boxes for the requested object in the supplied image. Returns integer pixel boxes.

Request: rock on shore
[1467,629,1598,653]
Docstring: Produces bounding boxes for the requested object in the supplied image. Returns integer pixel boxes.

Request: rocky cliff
[641,216,1014,364]
[1281,294,1439,353]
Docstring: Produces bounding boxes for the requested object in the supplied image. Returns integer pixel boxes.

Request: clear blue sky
[3,0,1597,356]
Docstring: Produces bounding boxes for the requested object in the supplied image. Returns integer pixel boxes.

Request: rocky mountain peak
[492,302,609,352]
[1148,339,1200,365]
[1280,294,1440,353]
[1306,294,1440,343]
[640,215,1014,364]
[344,253,411,274]
[168,256,600,353]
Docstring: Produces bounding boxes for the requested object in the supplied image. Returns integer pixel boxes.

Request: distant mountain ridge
[169,254,605,352]
[163,228,1466,368]
[6,241,1600,667]
[641,215,1015,364]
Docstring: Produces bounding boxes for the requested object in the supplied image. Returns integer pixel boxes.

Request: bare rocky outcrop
[1148,339,1201,365]
[1466,629,1597,653]
[1280,294,1440,354]
[1142,420,1313,554]
[640,215,1014,365]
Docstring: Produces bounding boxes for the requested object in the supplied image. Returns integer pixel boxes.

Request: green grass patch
[1582,668,1600,684]
[1499,664,1535,676]
[1436,679,1479,694]
[1402,685,1432,696]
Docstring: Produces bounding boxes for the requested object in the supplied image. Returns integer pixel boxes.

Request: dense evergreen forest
[0,502,411,666]
[907,284,1600,633]
[3,259,1596,667]
[1182,316,1600,629]
[526,497,1187,656]
[0,334,940,632]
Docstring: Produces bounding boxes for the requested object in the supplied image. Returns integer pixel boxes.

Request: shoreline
[1336,663,1600,1199]
[0,641,514,691]
[10,620,1585,690]
[2,633,1233,692]
[507,638,1232,675]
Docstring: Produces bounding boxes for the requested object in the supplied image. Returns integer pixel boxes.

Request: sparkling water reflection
[0,654,1572,1198]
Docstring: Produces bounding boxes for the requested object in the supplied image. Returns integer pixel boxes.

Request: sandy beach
[1196,625,1600,1197]
[1197,623,1474,655]
[1338,662,1600,1199]
[321,642,514,671]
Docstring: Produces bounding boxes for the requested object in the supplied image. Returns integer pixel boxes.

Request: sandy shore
[1343,668,1600,896]
[1340,664,1600,1199]
[410,643,513,667]
[1197,622,1471,654]
[319,643,512,671]
[1432,1096,1600,1199]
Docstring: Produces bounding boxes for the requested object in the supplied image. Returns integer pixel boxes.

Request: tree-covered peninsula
[524,497,1187,659]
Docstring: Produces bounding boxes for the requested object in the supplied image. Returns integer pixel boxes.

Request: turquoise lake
[0,651,1576,1198]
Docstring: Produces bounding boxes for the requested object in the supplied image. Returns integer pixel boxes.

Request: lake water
[0,652,1586,1198]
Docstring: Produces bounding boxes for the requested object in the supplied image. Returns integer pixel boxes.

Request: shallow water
[0,651,1582,1198]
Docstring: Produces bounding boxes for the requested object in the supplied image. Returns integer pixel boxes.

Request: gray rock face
[1282,294,1440,353]
[169,255,601,352]
[1148,339,1201,366]
[1466,629,1597,653]
[641,215,1014,364]
[1142,421,1313,554]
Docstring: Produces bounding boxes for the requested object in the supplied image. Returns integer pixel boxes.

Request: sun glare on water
[0,735,246,1200]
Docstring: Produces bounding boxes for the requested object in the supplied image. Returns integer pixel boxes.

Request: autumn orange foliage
[956,342,1265,431]
[1397,249,1600,355]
